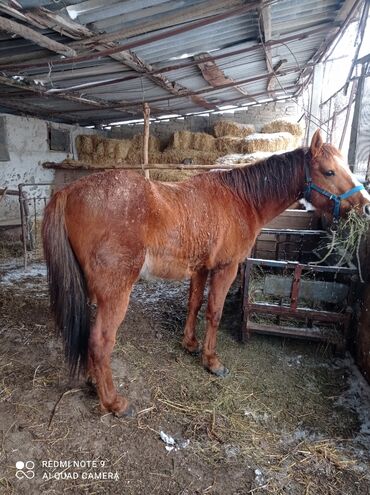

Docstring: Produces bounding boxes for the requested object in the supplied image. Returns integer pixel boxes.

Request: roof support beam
[0,16,76,57]
[23,7,217,111]
[1,2,260,71]
[259,1,275,96]
[194,52,257,102]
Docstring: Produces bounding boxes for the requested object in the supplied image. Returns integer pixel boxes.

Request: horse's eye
[324,170,335,177]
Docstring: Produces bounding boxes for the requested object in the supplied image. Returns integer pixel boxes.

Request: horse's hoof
[114,404,136,419]
[208,365,230,378]
[182,340,202,356]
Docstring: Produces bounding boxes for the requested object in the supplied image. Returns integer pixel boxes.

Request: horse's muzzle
[363,203,370,219]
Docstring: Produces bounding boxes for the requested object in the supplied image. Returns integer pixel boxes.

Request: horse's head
[305,129,370,220]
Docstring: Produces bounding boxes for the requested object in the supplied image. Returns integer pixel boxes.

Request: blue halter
[303,155,365,220]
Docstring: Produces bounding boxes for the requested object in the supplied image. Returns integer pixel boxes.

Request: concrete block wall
[0,113,97,222]
[109,100,301,147]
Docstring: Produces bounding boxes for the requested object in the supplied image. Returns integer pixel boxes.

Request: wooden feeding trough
[240,258,358,353]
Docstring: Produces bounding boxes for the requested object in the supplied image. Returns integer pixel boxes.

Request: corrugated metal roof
[0,0,359,125]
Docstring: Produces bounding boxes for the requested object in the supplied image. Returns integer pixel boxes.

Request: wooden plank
[0,16,76,57]
[142,103,150,179]
[248,302,351,322]
[246,322,342,343]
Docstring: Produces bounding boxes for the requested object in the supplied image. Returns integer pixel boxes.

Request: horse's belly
[139,253,192,281]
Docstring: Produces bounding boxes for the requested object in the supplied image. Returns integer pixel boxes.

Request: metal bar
[245,258,358,274]
[50,67,302,115]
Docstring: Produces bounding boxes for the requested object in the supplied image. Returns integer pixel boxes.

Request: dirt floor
[1,258,370,495]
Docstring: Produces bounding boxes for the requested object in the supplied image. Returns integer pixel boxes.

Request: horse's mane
[217,147,309,208]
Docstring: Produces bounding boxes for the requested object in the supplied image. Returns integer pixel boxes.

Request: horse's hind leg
[89,285,134,416]
[202,263,238,377]
[182,269,208,354]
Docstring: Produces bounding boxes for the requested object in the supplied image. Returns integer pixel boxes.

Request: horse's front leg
[182,269,208,354]
[202,263,239,377]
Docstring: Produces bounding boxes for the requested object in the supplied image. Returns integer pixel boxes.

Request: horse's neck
[237,149,306,227]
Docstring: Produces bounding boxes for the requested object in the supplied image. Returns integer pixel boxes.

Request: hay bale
[215,136,243,154]
[149,170,199,182]
[239,132,295,153]
[129,133,161,152]
[160,149,219,165]
[76,135,93,157]
[114,140,131,161]
[214,121,255,138]
[261,119,304,138]
[169,131,216,151]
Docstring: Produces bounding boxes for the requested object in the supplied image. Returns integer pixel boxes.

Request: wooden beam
[0,74,138,121]
[260,1,275,96]
[142,103,150,179]
[194,52,257,101]
[0,16,76,57]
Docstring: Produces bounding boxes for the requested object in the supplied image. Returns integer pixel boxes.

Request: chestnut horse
[42,130,370,416]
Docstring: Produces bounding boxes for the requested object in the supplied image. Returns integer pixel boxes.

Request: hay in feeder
[213,121,255,138]
[169,131,216,151]
[239,132,295,153]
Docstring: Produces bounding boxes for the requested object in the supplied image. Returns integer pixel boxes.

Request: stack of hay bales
[160,130,220,165]
[214,121,255,138]
[261,118,304,147]
[71,117,305,181]
[75,134,161,167]
[76,135,132,167]
[213,117,304,166]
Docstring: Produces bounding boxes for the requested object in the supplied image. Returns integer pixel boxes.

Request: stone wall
[0,113,97,223]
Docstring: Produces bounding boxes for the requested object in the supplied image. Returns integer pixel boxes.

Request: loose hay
[169,131,216,151]
[214,121,255,138]
[216,151,275,165]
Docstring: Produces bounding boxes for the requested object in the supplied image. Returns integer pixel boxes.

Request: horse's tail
[42,190,90,377]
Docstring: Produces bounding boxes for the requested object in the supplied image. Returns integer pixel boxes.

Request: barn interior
[1,1,370,494]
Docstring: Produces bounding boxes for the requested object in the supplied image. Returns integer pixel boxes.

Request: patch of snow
[159,430,189,453]
[1,264,46,286]
[254,468,266,486]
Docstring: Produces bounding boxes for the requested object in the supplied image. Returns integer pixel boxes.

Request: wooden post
[143,103,150,179]
[307,62,324,144]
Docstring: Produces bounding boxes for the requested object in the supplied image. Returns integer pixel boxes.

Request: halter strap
[303,153,365,220]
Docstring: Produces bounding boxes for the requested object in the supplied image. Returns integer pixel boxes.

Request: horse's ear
[310,129,324,157]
